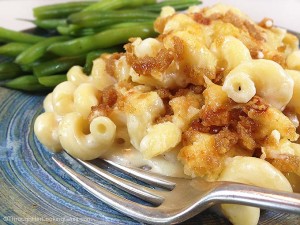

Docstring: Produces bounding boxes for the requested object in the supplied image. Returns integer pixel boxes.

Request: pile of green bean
[0,0,200,92]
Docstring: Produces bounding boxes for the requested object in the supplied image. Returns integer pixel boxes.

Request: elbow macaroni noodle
[125,91,165,150]
[58,113,116,160]
[73,83,99,119]
[34,4,300,225]
[287,50,300,70]
[52,81,77,116]
[211,36,252,72]
[222,59,294,110]
[286,69,300,114]
[140,122,182,158]
[218,156,292,225]
[34,112,62,152]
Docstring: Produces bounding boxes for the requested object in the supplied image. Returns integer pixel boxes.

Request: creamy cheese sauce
[102,145,187,178]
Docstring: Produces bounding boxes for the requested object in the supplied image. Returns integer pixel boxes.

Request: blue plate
[1,87,300,225]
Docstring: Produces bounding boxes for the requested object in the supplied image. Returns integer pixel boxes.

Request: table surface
[0,0,299,32]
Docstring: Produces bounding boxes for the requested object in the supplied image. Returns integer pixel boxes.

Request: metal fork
[52,155,300,224]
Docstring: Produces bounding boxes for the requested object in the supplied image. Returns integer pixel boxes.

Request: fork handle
[213,183,300,214]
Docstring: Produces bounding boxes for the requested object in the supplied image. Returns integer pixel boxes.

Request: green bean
[0,42,31,57]
[34,19,67,29]
[83,47,123,74]
[0,62,23,81]
[139,0,201,12]
[15,36,71,65]
[4,75,48,91]
[83,0,155,11]
[73,17,153,29]
[0,27,45,43]
[170,2,202,11]
[101,21,153,30]
[66,22,150,36]
[68,10,158,28]
[57,22,148,36]
[38,75,67,87]
[48,23,156,56]
[58,26,106,37]
[33,1,96,19]
[83,52,103,75]
[19,53,57,73]
[20,64,35,73]
[56,24,81,36]
[33,55,86,77]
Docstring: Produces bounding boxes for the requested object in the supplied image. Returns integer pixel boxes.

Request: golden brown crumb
[268,53,287,67]
[178,133,224,180]
[126,36,184,77]
[236,116,258,151]
[88,86,118,122]
[267,155,300,176]
[222,11,244,28]
[127,48,174,76]
[214,127,239,154]
[243,20,265,41]
[244,96,269,113]
[104,53,123,77]
[193,12,212,25]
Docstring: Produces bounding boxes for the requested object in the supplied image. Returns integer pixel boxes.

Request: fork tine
[76,158,164,205]
[52,156,171,224]
[103,159,176,190]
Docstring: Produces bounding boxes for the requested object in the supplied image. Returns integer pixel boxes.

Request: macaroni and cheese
[34,4,300,225]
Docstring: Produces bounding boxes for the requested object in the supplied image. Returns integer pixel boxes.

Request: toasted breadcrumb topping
[89,4,300,180]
